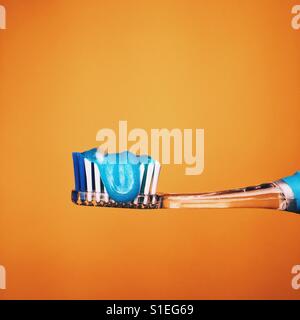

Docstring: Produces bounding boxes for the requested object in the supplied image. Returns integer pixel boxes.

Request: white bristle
[134,164,145,204]
[103,185,109,202]
[143,163,154,204]
[94,164,101,203]
[150,161,161,195]
[92,162,108,202]
[83,157,160,205]
[84,159,93,202]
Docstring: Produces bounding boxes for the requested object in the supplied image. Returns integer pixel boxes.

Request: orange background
[0,0,300,299]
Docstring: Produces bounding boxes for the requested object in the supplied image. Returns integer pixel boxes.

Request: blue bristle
[72,152,80,191]
[77,153,87,192]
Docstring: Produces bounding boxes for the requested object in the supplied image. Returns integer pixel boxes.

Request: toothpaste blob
[82,148,153,202]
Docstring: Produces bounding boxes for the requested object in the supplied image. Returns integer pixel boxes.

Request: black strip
[0,300,296,318]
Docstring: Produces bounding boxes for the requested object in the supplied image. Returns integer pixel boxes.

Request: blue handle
[282,171,300,213]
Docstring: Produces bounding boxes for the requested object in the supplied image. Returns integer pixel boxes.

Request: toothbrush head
[71,151,162,209]
[71,191,163,209]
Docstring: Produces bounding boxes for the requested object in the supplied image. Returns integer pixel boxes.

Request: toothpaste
[82,148,153,202]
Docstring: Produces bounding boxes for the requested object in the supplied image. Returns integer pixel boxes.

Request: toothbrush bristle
[71,153,162,209]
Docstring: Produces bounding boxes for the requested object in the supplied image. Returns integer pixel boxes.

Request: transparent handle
[162,183,289,211]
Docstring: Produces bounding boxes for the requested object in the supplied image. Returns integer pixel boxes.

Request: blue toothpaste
[82,148,153,202]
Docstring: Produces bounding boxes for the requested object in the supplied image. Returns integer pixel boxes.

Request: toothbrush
[72,152,300,213]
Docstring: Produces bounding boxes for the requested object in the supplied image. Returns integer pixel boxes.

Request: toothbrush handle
[162,182,290,212]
